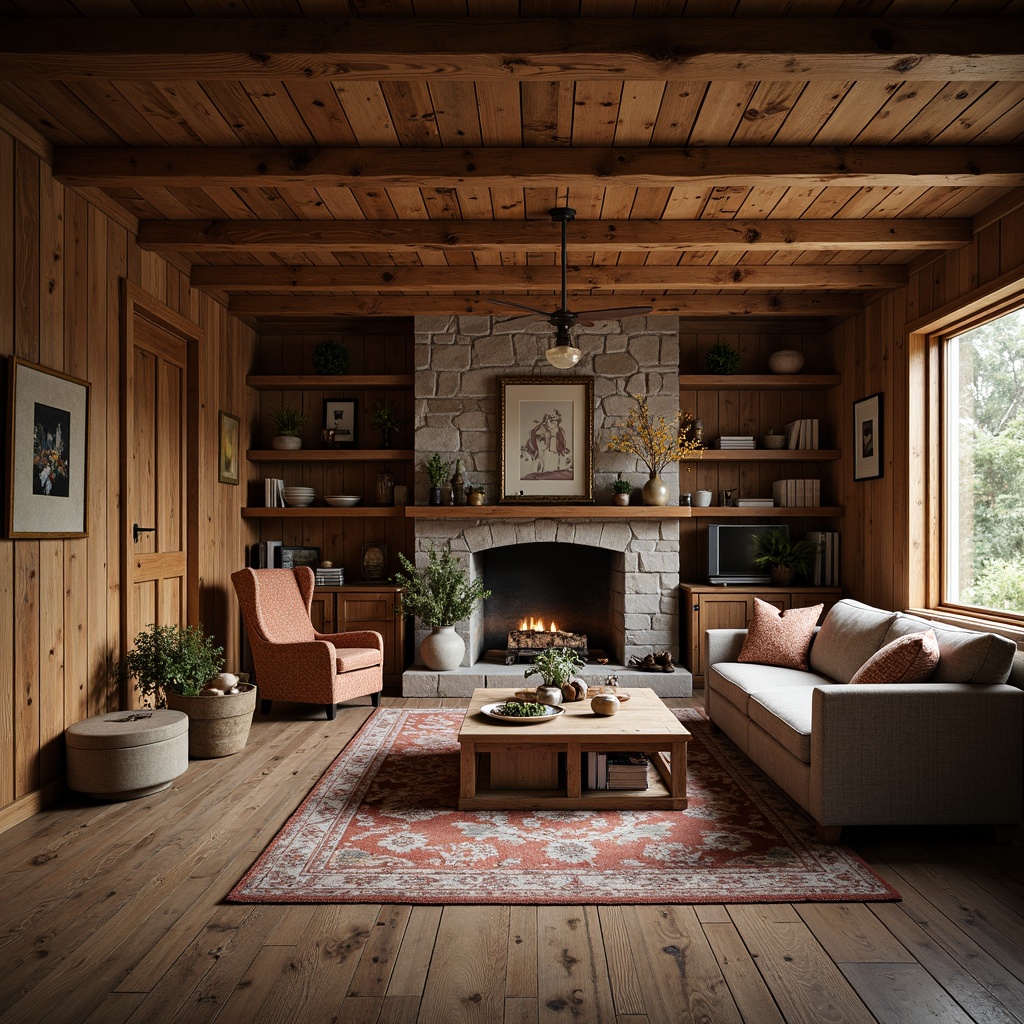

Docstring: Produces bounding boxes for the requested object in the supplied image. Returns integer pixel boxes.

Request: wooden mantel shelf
[405,505,693,519]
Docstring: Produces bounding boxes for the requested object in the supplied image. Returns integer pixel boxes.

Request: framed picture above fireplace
[499,377,594,504]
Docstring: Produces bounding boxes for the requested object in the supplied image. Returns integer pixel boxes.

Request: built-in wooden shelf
[246,374,414,391]
[405,505,693,519]
[680,374,841,391]
[247,449,413,462]
[698,449,840,461]
[241,507,405,519]
[688,506,844,517]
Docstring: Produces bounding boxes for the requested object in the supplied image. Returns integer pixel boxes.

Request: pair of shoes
[653,651,675,673]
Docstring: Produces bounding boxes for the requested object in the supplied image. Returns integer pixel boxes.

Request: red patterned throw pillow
[849,629,939,684]
[738,598,824,671]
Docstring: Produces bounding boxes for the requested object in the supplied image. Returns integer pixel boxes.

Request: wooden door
[337,588,399,685]
[310,591,335,634]
[120,284,201,704]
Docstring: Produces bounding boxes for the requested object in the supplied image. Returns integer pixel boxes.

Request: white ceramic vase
[420,625,465,671]
[692,489,713,507]
[768,349,805,374]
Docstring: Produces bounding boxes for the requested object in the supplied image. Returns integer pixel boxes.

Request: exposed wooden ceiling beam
[1,18,1019,81]
[226,294,865,317]
[53,146,1024,189]
[191,264,905,292]
[140,218,972,254]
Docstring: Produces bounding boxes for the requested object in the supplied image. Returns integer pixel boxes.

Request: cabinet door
[310,592,335,634]
[337,592,398,680]
[695,595,753,678]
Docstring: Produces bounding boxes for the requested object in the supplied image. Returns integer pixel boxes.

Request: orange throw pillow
[849,629,939,684]
[738,598,824,671]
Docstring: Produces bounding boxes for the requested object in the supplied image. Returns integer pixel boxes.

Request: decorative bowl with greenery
[270,403,306,437]
[525,647,584,688]
[705,343,742,375]
[312,339,351,375]
[119,623,225,708]
[752,529,820,583]
[393,544,491,628]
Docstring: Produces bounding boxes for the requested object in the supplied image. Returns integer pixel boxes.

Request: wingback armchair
[231,567,383,720]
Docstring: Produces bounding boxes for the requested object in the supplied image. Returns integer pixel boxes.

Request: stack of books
[249,540,281,569]
[784,419,820,449]
[736,497,775,508]
[263,478,285,507]
[711,436,756,449]
[606,753,650,791]
[315,566,345,587]
[772,479,821,506]
[807,531,841,585]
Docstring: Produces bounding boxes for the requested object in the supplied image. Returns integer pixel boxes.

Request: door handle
[133,523,156,543]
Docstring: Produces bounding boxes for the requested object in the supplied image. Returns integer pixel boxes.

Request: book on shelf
[736,498,775,507]
[315,568,345,586]
[772,478,820,507]
[586,751,651,790]
[784,418,820,450]
[263,477,285,508]
[807,531,841,586]
[711,436,755,449]
[249,540,282,569]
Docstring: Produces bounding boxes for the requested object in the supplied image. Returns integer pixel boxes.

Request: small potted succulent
[611,476,633,506]
[370,403,401,448]
[752,529,820,586]
[425,452,450,506]
[269,403,306,451]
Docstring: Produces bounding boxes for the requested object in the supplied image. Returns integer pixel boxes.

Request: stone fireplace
[403,314,690,697]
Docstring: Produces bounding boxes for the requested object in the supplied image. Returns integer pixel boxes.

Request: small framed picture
[6,357,90,538]
[853,393,883,481]
[280,546,320,571]
[324,399,357,449]
[218,410,240,485]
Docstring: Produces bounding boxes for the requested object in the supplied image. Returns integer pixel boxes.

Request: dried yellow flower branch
[606,393,703,476]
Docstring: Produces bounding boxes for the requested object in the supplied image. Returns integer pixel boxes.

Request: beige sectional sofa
[705,599,1023,841]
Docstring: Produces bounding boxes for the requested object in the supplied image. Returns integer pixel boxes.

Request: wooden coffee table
[457,687,690,811]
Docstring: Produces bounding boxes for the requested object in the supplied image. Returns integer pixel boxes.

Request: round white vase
[768,349,805,374]
[420,625,465,671]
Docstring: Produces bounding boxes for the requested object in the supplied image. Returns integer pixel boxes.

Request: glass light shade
[546,344,582,368]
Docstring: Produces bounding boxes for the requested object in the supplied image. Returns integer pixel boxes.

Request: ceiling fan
[495,206,653,368]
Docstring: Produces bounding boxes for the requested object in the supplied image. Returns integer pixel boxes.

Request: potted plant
[393,544,491,671]
[269,403,306,451]
[370,402,401,448]
[525,647,585,705]
[606,393,702,506]
[311,339,351,375]
[611,476,633,507]
[752,529,820,586]
[705,343,741,375]
[425,452,450,506]
[119,623,256,758]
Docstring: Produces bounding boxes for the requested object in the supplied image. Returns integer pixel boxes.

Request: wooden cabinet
[314,584,409,694]
[680,583,842,685]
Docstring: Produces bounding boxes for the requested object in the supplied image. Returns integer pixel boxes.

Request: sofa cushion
[809,599,899,684]
[748,688,815,763]
[710,661,830,716]
[738,598,823,670]
[883,614,1016,685]
[336,647,383,673]
[850,629,939,684]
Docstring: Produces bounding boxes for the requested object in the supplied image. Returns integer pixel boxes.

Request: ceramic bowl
[324,495,360,507]
[284,494,314,507]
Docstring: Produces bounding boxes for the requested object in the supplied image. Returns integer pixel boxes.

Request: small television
[708,523,788,585]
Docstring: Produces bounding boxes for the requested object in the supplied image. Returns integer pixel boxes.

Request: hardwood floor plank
[347,905,413,998]
[505,996,540,1024]
[383,907,441,1001]
[506,905,538,1000]
[700,920,786,1024]
[216,945,295,1022]
[796,903,916,963]
[596,906,647,1017]
[841,962,976,1024]
[727,904,877,1024]
[81,992,146,1024]
[537,906,617,1024]
[623,905,743,1024]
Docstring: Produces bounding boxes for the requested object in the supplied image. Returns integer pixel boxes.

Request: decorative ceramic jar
[420,625,465,671]
[467,488,485,506]
[613,493,630,507]
[591,694,619,717]
[375,470,395,506]
[535,685,564,707]
[271,435,302,451]
[641,473,670,506]
[691,489,713,507]
[768,349,805,374]
[428,487,443,507]
[762,433,787,450]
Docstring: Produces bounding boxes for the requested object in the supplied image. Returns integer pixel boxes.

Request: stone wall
[412,314,682,668]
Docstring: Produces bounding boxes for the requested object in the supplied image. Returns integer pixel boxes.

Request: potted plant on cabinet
[393,544,491,671]
[752,529,820,586]
[269,403,306,451]
[119,623,256,758]
[425,452,450,506]
[611,476,633,506]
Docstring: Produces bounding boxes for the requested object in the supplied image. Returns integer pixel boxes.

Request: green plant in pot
[752,529,820,586]
[611,475,633,506]
[424,452,450,506]
[393,544,491,671]
[370,402,401,448]
[269,403,306,451]
[705,342,741,375]
[311,339,351,375]
[118,623,256,758]
[525,647,585,705]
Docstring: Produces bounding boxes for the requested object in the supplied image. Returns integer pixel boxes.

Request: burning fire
[520,616,558,632]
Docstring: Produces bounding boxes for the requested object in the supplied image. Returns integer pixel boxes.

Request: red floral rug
[228,708,898,905]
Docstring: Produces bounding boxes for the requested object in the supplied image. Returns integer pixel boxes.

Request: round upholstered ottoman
[66,710,189,800]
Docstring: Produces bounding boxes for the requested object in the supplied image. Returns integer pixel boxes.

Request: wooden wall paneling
[0,127,12,805]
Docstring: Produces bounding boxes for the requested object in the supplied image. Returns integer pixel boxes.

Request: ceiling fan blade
[572,305,654,327]
[491,297,552,317]
[502,312,554,330]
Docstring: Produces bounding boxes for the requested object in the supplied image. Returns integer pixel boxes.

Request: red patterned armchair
[231,567,383,720]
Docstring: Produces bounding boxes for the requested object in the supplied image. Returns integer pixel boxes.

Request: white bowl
[283,489,314,497]
[324,495,360,507]
[284,495,314,507]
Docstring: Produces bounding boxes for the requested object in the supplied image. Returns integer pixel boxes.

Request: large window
[944,305,1024,617]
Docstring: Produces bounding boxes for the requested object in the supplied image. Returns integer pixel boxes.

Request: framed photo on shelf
[6,357,90,538]
[280,546,320,571]
[324,399,357,449]
[499,376,594,504]
[853,392,883,481]
[218,410,240,485]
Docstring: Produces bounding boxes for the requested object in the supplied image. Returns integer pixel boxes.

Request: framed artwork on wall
[499,376,594,504]
[218,411,240,485]
[324,399,357,449]
[280,546,320,570]
[6,357,90,538]
[853,392,883,481]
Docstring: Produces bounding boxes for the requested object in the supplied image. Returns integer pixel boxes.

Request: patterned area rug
[228,708,899,905]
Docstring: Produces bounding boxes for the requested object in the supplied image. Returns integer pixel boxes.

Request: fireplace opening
[480,543,615,659]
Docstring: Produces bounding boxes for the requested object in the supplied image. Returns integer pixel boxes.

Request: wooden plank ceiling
[1,1,1022,327]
